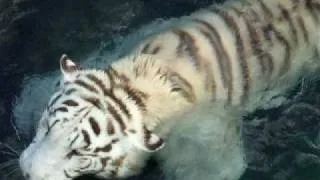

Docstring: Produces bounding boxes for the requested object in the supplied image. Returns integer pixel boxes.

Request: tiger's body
[130,0,320,109]
[19,0,320,180]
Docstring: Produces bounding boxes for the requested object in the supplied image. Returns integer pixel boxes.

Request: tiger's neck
[110,54,203,135]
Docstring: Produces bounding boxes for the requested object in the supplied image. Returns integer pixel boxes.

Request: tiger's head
[19,54,165,180]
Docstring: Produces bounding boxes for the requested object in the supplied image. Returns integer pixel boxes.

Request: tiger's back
[130,0,320,107]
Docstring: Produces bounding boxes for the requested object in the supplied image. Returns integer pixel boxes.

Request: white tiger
[18,0,320,180]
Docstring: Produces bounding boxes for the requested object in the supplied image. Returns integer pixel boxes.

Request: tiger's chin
[114,152,150,179]
[116,163,144,179]
[96,152,150,179]
[95,163,144,180]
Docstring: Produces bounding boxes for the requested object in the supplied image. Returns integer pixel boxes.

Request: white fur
[14,0,320,180]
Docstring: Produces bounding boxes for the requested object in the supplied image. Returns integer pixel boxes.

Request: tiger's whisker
[6,167,20,177]
[0,142,20,155]
[0,159,19,171]
[10,117,23,143]
[0,150,18,157]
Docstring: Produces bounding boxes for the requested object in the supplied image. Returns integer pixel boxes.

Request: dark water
[1,0,320,180]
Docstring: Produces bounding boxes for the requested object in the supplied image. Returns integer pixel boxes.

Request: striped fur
[137,0,320,106]
[20,0,320,180]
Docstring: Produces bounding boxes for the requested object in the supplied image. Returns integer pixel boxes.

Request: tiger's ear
[60,54,81,82]
[127,126,164,152]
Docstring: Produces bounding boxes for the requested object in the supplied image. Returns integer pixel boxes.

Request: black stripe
[261,53,274,79]
[198,29,227,86]
[229,6,242,15]
[141,43,151,54]
[107,103,126,132]
[173,29,202,69]
[105,67,115,86]
[209,8,250,104]
[247,7,260,23]
[297,16,309,43]
[100,157,111,168]
[112,139,119,143]
[69,134,80,148]
[49,119,60,128]
[122,86,147,110]
[54,107,68,113]
[83,97,104,110]
[76,106,87,114]
[194,19,228,85]
[306,0,319,23]
[242,14,271,77]
[103,68,132,119]
[168,71,196,103]
[279,4,298,44]
[194,18,233,103]
[237,1,261,23]
[75,79,99,93]
[151,46,161,54]
[128,129,136,134]
[89,117,101,135]
[265,24,291,76]
[204,64,216,100]
[63,99,79,107]
[49,94,62,107]
[263,25,273,43]
[46,119,60,135]
[81,108,91,123]
[258,0,273,20]
[94,144,112,153]
[87,66,131,119]
[65,88,77,95]
[107,90,131,119]
[66,150,81,159]
[79,160,92,170]
[234,7,273,79]
[82,130,91,148]
[107,120,115,135]
[64,170,74,178]
[105,66,130,84]
[314,1,320,9]
[55,80,61,88]
[86,74,109,94]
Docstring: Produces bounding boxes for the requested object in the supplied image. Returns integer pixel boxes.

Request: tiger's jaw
[19,141,73,180]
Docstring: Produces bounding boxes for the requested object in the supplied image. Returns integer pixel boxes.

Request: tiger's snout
[19,143,71,180]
